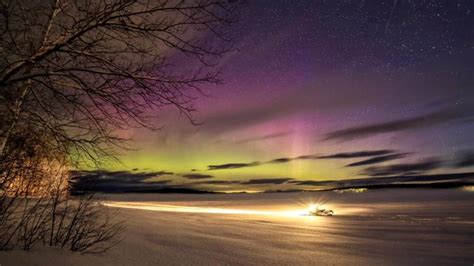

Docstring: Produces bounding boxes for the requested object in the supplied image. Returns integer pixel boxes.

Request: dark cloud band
[326,109,472,141]
[181,173,214,179]
[362,158,442,176]
[346,153,407,167]
[208,162,260,170]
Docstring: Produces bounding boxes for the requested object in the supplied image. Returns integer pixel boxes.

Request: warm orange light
[3,159,69,198]
[103,201,311,217]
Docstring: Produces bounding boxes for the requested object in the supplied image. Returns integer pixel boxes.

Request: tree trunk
[0,81,31,158]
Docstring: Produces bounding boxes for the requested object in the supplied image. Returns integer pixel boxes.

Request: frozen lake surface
[2,188,473,265]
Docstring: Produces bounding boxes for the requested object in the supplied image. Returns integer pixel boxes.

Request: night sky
[104,1,474,192]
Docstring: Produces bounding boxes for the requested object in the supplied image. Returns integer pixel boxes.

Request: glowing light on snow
[307,204,319,213]
[462,185,474,192]
[103,201,311,217]
[306,204,334,216]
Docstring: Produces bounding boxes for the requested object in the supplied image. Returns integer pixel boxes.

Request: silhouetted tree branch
[0,0,238,253]
[0,0,238,165]
[0,126,124,253]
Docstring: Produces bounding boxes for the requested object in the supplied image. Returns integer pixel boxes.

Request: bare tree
[0,0,238,164]
[0,0,237,253]
[0,125,124,252]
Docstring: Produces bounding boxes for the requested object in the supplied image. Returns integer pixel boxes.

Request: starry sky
[97,1,474,193]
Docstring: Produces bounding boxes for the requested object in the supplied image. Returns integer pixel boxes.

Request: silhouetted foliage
[0,127,123,253]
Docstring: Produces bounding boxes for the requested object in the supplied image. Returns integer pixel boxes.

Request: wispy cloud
[268,157,293,164]
[71,170,171,180]
[453,151,474,168]
[326,109,472,141]
[290,172,474,190]
[289,180,335,186]
[208,162,260,170]
[201,93,305,135]
[192,180,241,185]
[181,173,214,179]
[235,132,291,144]
[346,153,408,167]
[207,149,399,170]
[241,178,293,185]
[318,150,395,159]
[361,158,442,176]
[70,170,172,193]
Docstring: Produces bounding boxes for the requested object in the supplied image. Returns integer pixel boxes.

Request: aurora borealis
[103,1,474,192]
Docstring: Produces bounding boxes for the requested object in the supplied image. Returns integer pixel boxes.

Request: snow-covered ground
[1,188,473,265]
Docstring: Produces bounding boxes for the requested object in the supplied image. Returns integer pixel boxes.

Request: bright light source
[307,204,319,213]
[307,204,334,216]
